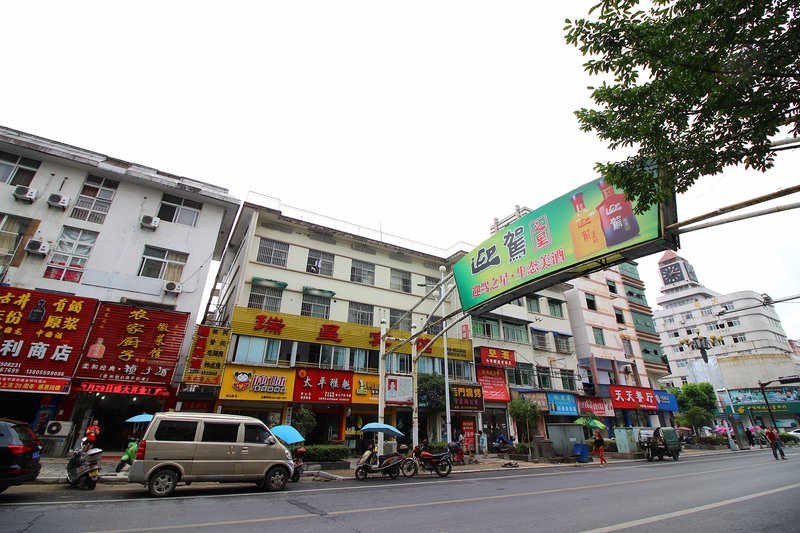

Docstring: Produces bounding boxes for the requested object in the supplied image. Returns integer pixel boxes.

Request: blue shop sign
[546,391,578,416]
[654,390,678,411]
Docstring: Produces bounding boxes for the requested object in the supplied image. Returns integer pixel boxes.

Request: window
[554,334,572,353]
[509,298,524,307]
[720,303,735,312]
[350,260,375,285]
[70,175,118,224]
[301,294,330,319]
[427,317,443,336]
[320,345,346,369]
[0,214,31,271]
[733,334,747,343]
[670,330,681,338]
[348,302,374,326]
[607,281,618,294]
[548,299,564,317]
[248,286,283,312]
[561,369,576,391]
[234,336,286,365]
[447,359,472,381]
[157,194,202,227]
[418,355,442,375]
[664,316,675,324]
[526,296,540,313]
[507,362,533,386]
[350,348,377,372]
[257,238,289,266]
[684,312,694,320]
[622,339,633,357]
[676,360,688,368]
[686,328,695,335]
[390,268,412,293]
[472,316,500,338]
[701,308,714,316]
[139,246,188,281]
[154,420,197,441]
[202,423,239,443]
[586,293,597,311]
[502,322,528,343]
[532,330,549,350]
[306,249,334,275]
[389,308,411,332]
[0,150,39,186]
[244,425,269,444]
[727,318,741,327]
[536,366,551,389]
[388,353,411,374]
[44,226,98,283]
[614,308,625,324]
[592,327,605,345]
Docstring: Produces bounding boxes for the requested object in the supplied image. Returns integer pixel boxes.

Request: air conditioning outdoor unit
[164,281,183,294]
[47,193,70,208]
[140,215,160,230]
[12,185,39,202]
[45,421,74,437]
[24,239,50,255]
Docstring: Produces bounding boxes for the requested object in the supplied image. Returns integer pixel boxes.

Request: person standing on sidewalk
[85,419,101,449]
[478,430,488,458]
[765,427,787,460]
[594,430,607,466]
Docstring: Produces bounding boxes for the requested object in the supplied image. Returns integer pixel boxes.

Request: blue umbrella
[271,425,305,444]
[125,413,153,423]
[360,422,404,438]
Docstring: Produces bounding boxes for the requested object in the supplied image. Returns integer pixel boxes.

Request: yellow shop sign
[219,365,295,401]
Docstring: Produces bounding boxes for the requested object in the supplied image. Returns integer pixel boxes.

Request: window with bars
[561,369,576,390]
[301,294,330,319]
[536,366,552,389]
[306,249,334,275]
[138,246,188,281]
[348,302,374,325]
[554,334,572,353]
[248,286,283,312]
[158,193,202,227]
[70,175,118,224]
[257,238,289,266]
[507,362,533,386]
[43,226,98,283]
[389,308,411,332]
[390,268,412,293]
[0,151,39,186]
[350,260,375,285]
[532,330,549,350]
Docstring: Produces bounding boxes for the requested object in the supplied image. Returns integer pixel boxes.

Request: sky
[3,2,799,338]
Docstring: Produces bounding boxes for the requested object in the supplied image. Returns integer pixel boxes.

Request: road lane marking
[85,462,774,533]
[581,482,800,533]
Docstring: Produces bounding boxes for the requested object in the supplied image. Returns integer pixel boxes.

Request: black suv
[0,419,42,493]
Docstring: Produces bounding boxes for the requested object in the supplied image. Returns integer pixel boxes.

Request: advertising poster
[351,373,380,404]
[576,396,615,417]
[546,391,579,416]
[449,383,484,412]
[385,374,413,405]
[476,367,510,402]
[182,325,231,385]
[479,347,516,368]
[219,364,295,402]
[294,368,353,403]
[0,287,98,394]
[460,419,476,453]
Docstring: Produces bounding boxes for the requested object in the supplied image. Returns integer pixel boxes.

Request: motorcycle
[354,444,404,480]
[449,442,466,465]
[405,443,453,477]
[116,437,140,472]
[291,446,307,482]
[66,437,103,490]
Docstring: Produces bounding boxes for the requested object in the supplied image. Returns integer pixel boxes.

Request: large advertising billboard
[453,178,677,312]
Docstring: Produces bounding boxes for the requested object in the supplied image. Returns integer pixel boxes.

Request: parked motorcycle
[291,446,307,482]
[354,444,404,480]
[116,437,140,472]
[66,437,102,490]
[448,442,466,465]
[406,443,453,477]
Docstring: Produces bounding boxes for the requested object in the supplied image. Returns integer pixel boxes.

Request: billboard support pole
[441,266,453,444]
[411,324,418,450]
[378,319,386,453]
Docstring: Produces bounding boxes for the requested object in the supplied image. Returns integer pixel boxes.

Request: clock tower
[657,250,699,287]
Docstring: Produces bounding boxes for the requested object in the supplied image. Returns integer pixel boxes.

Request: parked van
[128,412,294,497]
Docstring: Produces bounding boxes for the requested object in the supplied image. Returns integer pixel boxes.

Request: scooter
[410,444,453,477]
[291,446,307,482]
[354,444,404,480]
[116,437,140,472]
[66,437,102,490]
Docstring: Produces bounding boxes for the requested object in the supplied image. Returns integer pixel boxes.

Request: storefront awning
[303,286,336,298]
[251,277,288,289]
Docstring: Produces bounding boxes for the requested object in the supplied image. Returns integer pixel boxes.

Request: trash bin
[573,443,590,463]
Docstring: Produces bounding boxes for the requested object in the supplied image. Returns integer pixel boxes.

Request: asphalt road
[2,450,797,533]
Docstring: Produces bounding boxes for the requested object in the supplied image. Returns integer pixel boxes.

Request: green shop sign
[716,402,800,416]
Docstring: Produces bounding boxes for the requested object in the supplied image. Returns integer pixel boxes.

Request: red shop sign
[0,287,98,393]
[609,385,657,410]
[75,303,189,385]
[479,346,516,368]
[80,381,166,396]
[294,368,353,403]
[476,367,510,402]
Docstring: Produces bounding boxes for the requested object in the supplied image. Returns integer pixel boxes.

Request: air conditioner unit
[45,421,74,437]
[12,185,39,202]
[140,215,160,230]
[164,281,183,294]
[47,193,70,208]
[24,239,49,255]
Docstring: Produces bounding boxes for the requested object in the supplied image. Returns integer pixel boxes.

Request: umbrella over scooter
[360,422,404,438]
[271,425,305,445]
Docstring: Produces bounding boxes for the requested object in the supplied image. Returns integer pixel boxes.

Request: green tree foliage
[292,408,317,441]
[417,372,446,412]
[670,382,717,412]
[684,406,714,429]
[565,1,800,209]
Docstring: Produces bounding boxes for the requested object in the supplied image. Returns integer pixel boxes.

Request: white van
[128,412,294,497]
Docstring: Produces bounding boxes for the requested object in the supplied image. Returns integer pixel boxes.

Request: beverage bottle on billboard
[596,179,640,246]
[569,191,606,259]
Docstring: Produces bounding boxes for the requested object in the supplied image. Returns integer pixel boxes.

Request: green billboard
[453,178,678,313]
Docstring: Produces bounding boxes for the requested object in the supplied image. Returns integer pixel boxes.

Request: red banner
[294,368,353,403]
[609,385,657,410]
[0,287,98,393]
[74,303,189,385]
[479,347,516,368]
[80,381,166,396]
[576,397,615,417]
[476,367,510,402]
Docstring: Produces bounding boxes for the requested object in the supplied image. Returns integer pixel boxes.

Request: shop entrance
[482,408,508,444]
[73,392,163,451]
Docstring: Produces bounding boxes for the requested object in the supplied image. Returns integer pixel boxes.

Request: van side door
[150,419,199,476]
[194,422,241,477]
[237,423,276,476]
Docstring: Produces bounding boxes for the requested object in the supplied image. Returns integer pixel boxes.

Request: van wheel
[148,468,178,497]
[262,466,289,491]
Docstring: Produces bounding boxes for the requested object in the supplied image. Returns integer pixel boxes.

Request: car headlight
[285,449,292,461]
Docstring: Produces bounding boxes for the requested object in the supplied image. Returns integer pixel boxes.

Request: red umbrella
[676,427,692,431]
[713,427,730,434]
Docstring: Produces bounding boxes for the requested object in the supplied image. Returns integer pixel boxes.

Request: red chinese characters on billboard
[479,347,516,368]
[294,368,353,403]
[476,367,510,402]
[0,288,98,394]
[75,303,189,385]
[609,385,657,410]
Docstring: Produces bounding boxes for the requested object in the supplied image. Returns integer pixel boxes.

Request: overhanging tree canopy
[565,0,800,210]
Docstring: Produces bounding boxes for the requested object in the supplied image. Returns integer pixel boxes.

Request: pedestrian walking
[745,428,755,447]
[85,419,101,449]
[594,430,607,466]
[764,427,787,460]
[478,430,488,458]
